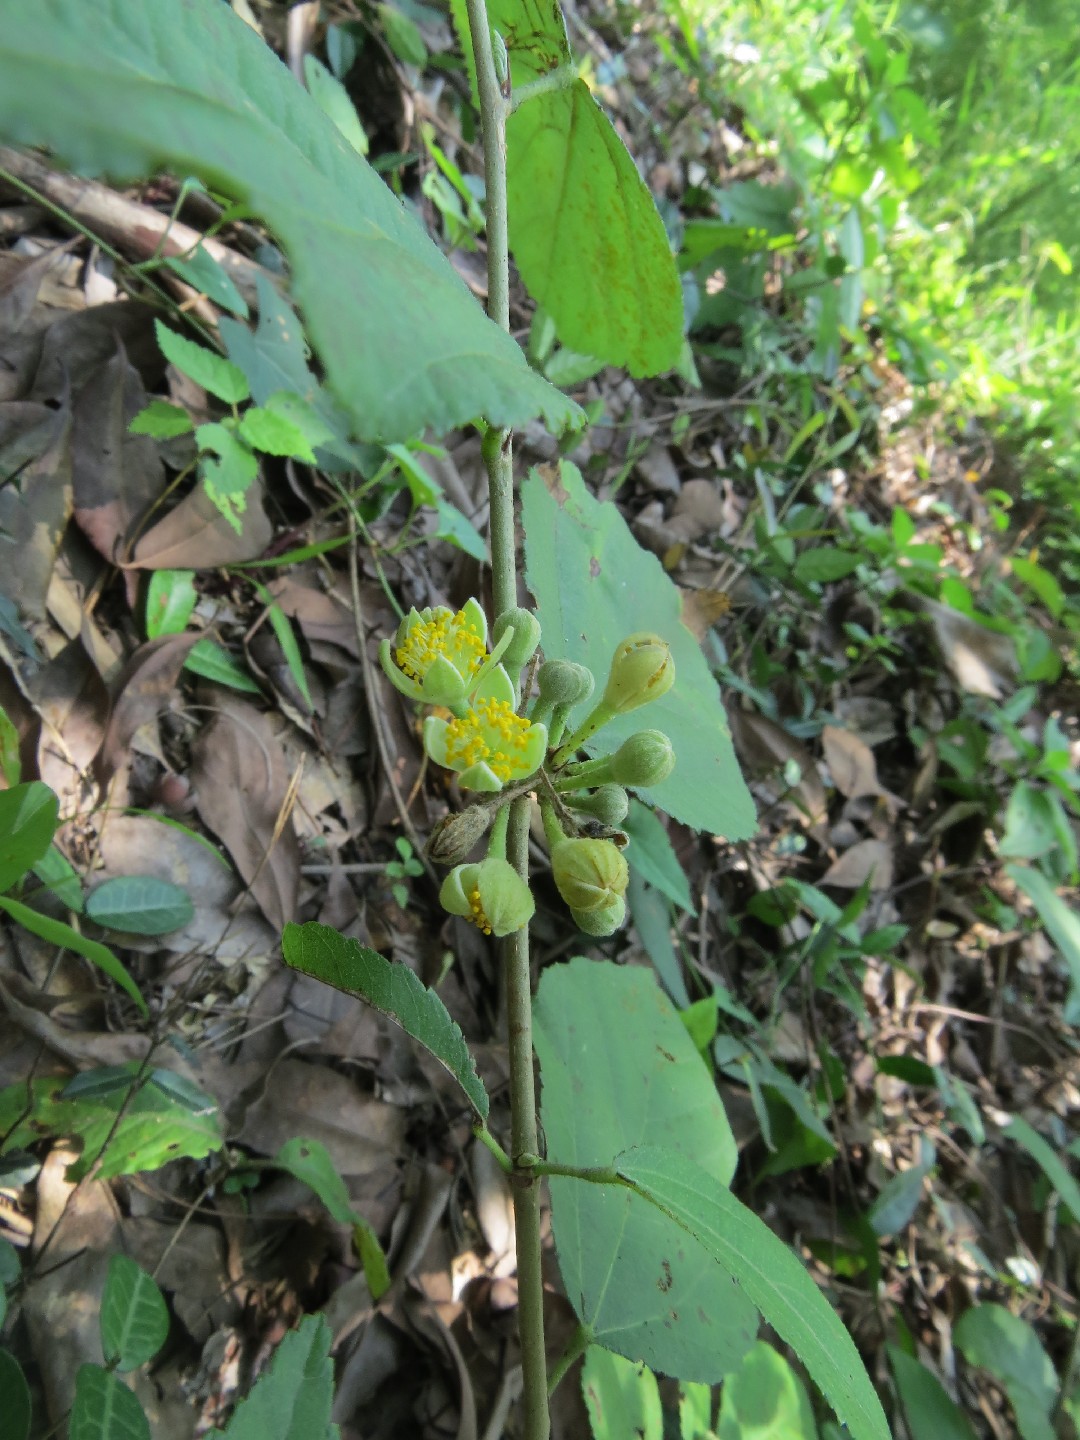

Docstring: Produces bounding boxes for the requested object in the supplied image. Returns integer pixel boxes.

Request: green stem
[547,1322,593,1397]
[473,1123,512,1173]
[463,1,548,1434]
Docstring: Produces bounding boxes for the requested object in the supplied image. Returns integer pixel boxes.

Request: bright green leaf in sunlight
[615,1147,890,1440]
[129,399,195,440]
[887,1346,976,1440]
[100,1255,169,1372]
[146,570,198,639]
[534,959,757,1380]
[303,53,368,156]
[451,0,683,375]
[0,781,58,893]
[582,1348,662,1440]
[239,406,317,463]
[155,322,250,405]
[282,922,489,1120]
[523,463,755,839]
[0,0,577,442]
[186,639,262,695]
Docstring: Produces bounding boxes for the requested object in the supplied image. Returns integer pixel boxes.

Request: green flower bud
[602,633,675,715]
[440,857,534,937]
[567,784,629,827]
[493,608,542,677]
[551,838,629,914]
[537,660,594,709]
[609,730,676,788]
[570,897,626,936]
[426,805,493,866]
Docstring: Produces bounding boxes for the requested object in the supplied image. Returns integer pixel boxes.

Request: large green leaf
[615,1147,890,1440]
[0,0,577,443]
[282,922,488,1120]
[534,958,756,1380]
[208,1315,337,1440]
[87,876,195,936]
[0,1065,223,1181]
[522,462,755,839]
[0,781,58,893]
[100,1256,169,1373]
[451,0,682,375]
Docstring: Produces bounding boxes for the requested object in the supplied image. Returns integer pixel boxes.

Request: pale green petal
[439,863,480,917]
[423,653,470,706]
[519,721,548,774]
[461,597,488,647]
[423,715,451,767]
[380,638,425,700]
[458,761,505,792]
[473,663,515,707]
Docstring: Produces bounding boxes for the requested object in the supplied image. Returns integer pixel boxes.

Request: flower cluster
[385,600,677,939]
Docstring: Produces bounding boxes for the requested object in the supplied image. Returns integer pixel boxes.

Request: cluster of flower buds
[380,604,675,940]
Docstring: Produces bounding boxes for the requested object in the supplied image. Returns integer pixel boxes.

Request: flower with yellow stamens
[424,665,547,792]
[380,598,510,709]
[440,857,534,936]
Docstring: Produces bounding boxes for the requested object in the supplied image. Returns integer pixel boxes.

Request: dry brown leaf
[820,837,894,890]
[191,695,302,930]
[821,724,884,800]
[268,575,361,657]
[728,707,829,842]
[72,342,165,567]
[0,400,72,619]
[914,595,1017,698]
[0,244,71,333]
[97,631,203,781]
[29,637,110,813]
[31,298,162,399]
[130,479,272,569]
[672,476,728,538]
[679,586,732,641]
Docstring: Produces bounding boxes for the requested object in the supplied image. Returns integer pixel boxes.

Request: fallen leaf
[268,575,361,657]
[130,478,272,569]
[914,596,1017,698]
[679,587,732,642]
[821,838,894,890]
[191,695,302,930]
[0,399,72,619]
[97,631,203,781]
[729,707,829,842]
[821,724,885,800]
[29,637,110,813]
[0,244,71,333]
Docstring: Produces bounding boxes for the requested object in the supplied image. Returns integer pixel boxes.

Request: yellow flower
[380,598,506,708]
[424,666,547,792]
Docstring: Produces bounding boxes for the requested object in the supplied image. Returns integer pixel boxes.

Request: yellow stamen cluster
[467,885,492,934]
[395,609,484,683]
[445,698,533,782]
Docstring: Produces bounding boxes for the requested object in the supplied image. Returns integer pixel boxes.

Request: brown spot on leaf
[658,1258,673,1292]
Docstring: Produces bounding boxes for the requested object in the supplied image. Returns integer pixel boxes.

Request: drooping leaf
[207,1314,337,1440]
[522,462,755,839]
[87,876,195,935]
[282,922,488,1120]
[582,1348,662,1440]
[887,1346,976,1440]
[100,1255,170,1372]
[0,895,147,1014]
[273,1137,389,1298]
[0,1064,222,1180]
[534,958,756,1380]
[0,781,58,893]
[614,1146,890,1440]
[31,844,83,911]
[164,243,250,317]
[0,0,577,441]
[70,1364,151,1440]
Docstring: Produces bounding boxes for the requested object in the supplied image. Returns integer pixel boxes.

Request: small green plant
[384,836,425,907]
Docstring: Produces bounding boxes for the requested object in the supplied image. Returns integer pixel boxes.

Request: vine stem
[461,1,550,1435]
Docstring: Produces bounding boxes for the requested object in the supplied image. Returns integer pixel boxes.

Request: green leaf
[954,1304,1056,1440]
[185,638,262,694]
[793,548,861,584]
[155,322,249,404]
[0,781,58,892]
[239,407,317,463]
[614,1147,890,1440]
[70,1363,151,1440]
[0,1236,20,1288]
[165,244,249,317]
[867,1137,934,1237]
[303,54,367,156]
[623,800,695,913]
[522,462,755,839]
[1010,556,1064,619]
[31,843,84,912]
[1000,782,1063,860]
[253,583,313,710]
[0,703,21,785]
[0,1349,31,1440]
[272,1137,389,1298]
[87,876,194,936]
[207,1314,336,1440]
[146,570,198,639]
[507,81,683,376]
[0,1064,222,1181]
[626,871,690,1008]
[434,501,487,562]
[0,0,576,442]
[717,1341,820,1440]
[128,399,195,439]
[0,895,147,1015]
[282,922,488,1120]
[197,421,260,531]
[100,1255,170,1372]
[582,1348,662,1440]
[1006,863,1080,1021]
[1004,1115,1080,1223]
[534,959,756,1380]
[887,1346,976,1440]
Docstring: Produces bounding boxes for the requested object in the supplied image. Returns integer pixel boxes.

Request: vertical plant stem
[463,1,549,1435]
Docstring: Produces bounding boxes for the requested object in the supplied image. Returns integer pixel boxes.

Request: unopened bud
[602,633,675,716]
[609,730,676,788]
[551,838,629,913]
[537,660,594,709]
[427,805,492,866]
[567,784,629,827]
[493,608,541,676]
[570,897,626,936]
